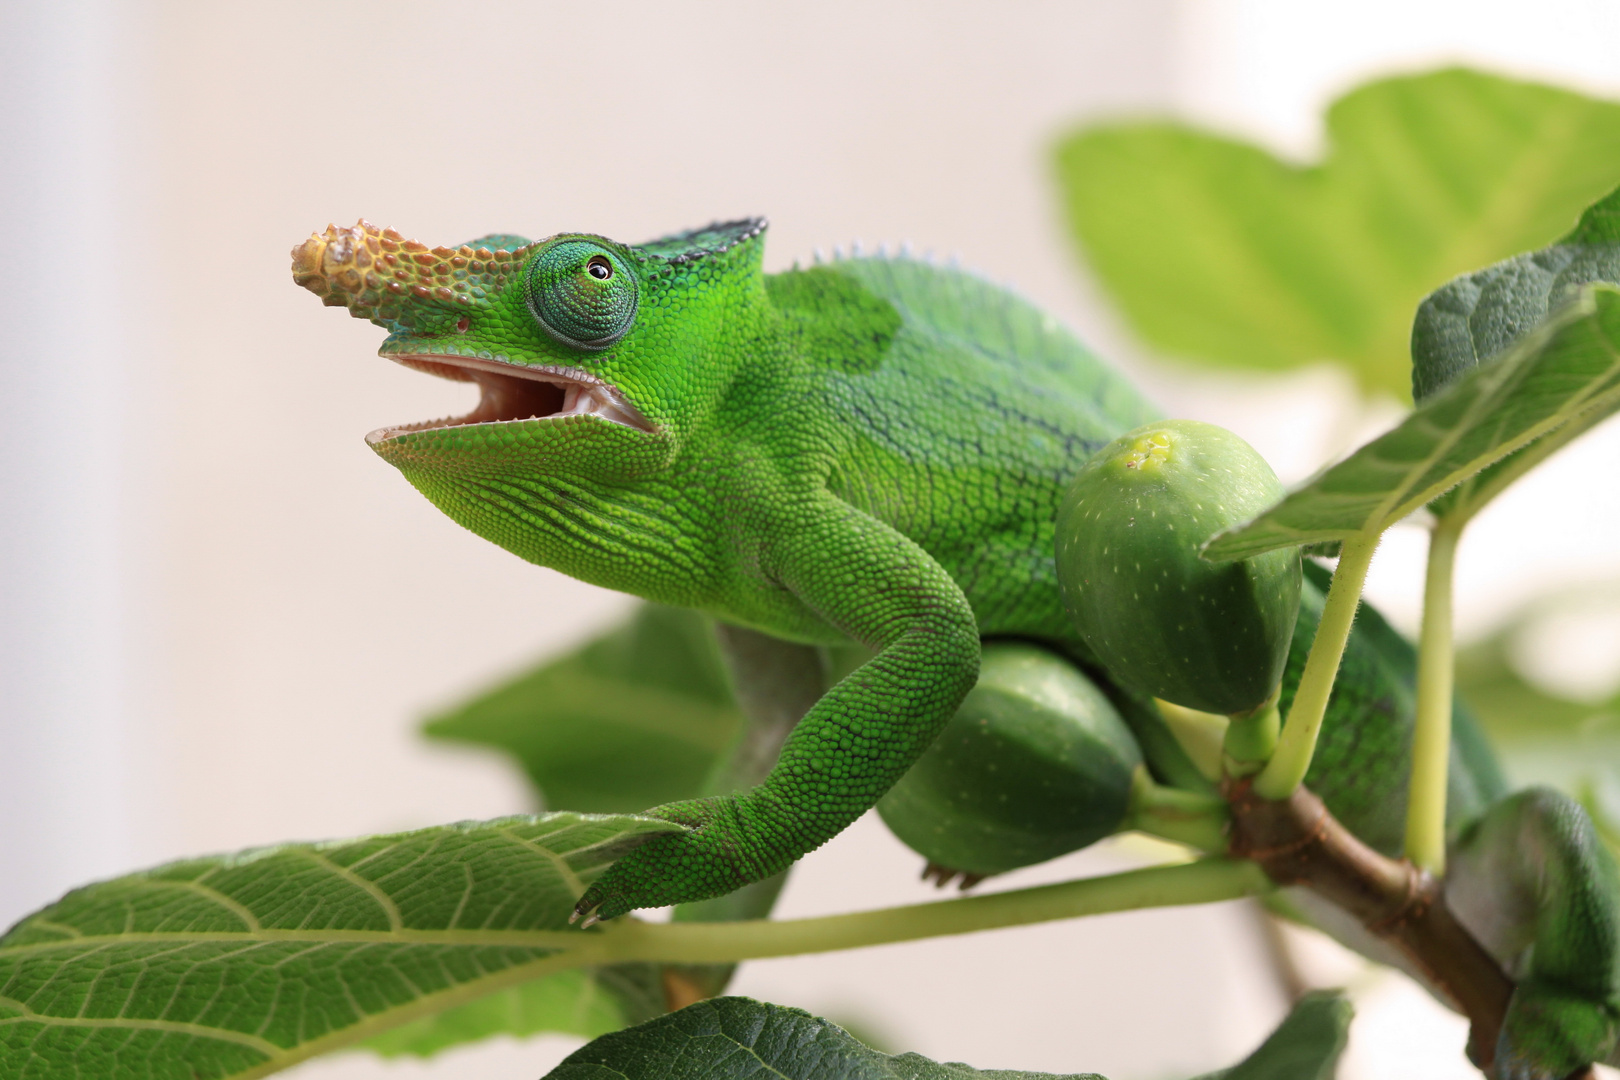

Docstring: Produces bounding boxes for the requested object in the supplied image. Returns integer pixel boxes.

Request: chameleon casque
[293,217,1619,1077]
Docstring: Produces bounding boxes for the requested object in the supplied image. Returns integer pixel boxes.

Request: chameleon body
[293,218,1617,1076]
[293,218,1158,917]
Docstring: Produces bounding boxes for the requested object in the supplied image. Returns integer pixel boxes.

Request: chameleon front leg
[573,496,981,923]
[1446,787,1620,1079]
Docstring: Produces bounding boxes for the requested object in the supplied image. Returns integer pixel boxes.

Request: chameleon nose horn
[291,219,534,329]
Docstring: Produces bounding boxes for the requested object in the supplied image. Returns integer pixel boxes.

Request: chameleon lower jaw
[364,352,653,445]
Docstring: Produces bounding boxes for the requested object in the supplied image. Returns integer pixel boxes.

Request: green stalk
[596,858,1269,963]
[1223,695,1280,777]
[1404,516,1463,873]
[1253,534,1380,800]
[1125,766,1231,853]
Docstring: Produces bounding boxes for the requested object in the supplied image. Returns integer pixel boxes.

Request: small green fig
[1055,419,1300,716]
[877,643,1141,880]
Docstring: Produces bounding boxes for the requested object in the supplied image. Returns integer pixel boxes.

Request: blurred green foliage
[1456,602,1620,856]
[1056,68,1620,399]
[423,604,741,812]
[364,967,666,1060]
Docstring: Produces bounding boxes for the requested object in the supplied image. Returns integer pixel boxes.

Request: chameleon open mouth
[365,354,654,445]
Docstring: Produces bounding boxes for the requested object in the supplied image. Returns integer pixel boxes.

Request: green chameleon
[293,217,1618,1078]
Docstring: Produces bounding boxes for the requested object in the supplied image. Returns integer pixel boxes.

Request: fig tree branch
[1226,777,1516,1073]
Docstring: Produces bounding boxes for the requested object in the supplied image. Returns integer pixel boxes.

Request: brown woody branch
[1224,778,1522,1075]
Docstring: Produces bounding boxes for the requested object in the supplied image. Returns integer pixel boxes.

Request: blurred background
[4,2,1619,1078]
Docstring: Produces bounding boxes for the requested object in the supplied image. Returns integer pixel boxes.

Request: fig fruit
[877,643,1141,879]
[1055,419,1300,716]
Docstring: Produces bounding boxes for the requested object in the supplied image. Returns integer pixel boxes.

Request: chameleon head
[290,217,770,585]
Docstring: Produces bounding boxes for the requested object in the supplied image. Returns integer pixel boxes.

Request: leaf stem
[1405,516,1463,873]
[596,858,1269,964]
[1254,534,1380,800]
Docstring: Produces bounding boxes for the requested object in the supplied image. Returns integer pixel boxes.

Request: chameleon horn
[290,219,535,330]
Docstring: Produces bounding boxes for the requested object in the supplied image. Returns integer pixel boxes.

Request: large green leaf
[1204,283,1620,561]
[424,604,743,812]
[543,992,1352,1080]
[1412,183,1620,521]
[0,812,681,1079]
[1055,68,1620,397]
[0,842,1268,1079]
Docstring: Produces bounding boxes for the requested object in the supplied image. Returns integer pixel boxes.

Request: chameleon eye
[524,240,637,350]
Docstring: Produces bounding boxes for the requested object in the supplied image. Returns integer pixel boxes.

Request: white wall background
[3,3,1618,1079]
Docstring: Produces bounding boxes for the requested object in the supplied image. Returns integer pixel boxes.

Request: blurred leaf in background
[1055,68,1620,399]
[1194,991,1352,1080]
[1455,594,1620,858]
[423,604,742,813]
[363,966,666,1060]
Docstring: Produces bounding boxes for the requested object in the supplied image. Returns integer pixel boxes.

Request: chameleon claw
[920,862,989,891]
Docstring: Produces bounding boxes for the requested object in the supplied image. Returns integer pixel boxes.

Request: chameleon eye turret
[524,240,639,350]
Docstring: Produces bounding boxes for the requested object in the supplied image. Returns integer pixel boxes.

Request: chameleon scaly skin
[292,218,1157,920]
[1448,788,1620,1078]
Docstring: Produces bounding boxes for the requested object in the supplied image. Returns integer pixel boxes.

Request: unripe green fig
[1055,419,1300,716]
[877,643,1141,880]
